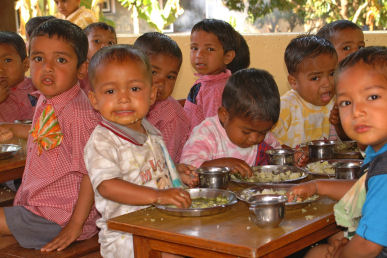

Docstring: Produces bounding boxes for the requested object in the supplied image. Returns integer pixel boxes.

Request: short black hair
[317,20,362,42]
[285,34,337,75]
[30,19,88,67]
[83,22,117,39]
[88,44,152,89]
[222,68,280,123]
[134,32,182,66]
[336,46,387,84]
[192,19,249,73]
[25,16,56,38]
[0,31,27,60]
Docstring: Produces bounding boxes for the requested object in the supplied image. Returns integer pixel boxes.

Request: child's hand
[156,188,191,208]
[0,126,14,142]
[329,104,340,126]
[176,163,199,188]
[294,145,309,167]
[287,181,317,202]
[221,158,253,178]
[40,221,83,252]
[0,84,9,104]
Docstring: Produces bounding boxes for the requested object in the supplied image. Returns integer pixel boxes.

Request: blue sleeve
[356,174,387,246]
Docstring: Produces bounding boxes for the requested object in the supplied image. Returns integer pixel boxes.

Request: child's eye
[108,41,114,45]
[3,58,12,63]
[358,45,365,50]
[329,71,335,76]
[105,89,114,94]
[152,70,157,76]
[339,100,351,107]
[343,46,351,51]
[57,57,67,64]
[190,46,198,51]
[131,87,140,92]
[93,39,100,44]
[311,76,319,81]
[207,47,215,51]
[242,130,250,135]
[167,75,176,80]
[32,56,43,62]
[367,95,379,101]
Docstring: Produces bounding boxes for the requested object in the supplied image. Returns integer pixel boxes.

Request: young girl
[181,68,281,177]
[85,45,193,257]
[184,19,250,130]
[317,20,365,141]
[289,47,387,257]
[134,32,191,163]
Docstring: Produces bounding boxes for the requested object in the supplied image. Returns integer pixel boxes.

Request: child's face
[331,28,365,63]
[218,107,273,148]
[329,28,365,63]
[88,60,157,133]
[149,53,180,102]
[0,44,28,89]
[87,28,117,60]
[337,62,387,152]
[54,0,80,17]
[29,35,84,98]
[288,53,337,106]
[190,30,234,75]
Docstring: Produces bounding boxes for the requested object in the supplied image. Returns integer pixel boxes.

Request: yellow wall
[118,32,387,100]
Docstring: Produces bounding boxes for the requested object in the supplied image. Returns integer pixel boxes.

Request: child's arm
[330,234,383,258]
[288,179,355,201]
[201,157,253,178]
[97,178,191,208]
[41,175,94,252]
[0,123,31,141]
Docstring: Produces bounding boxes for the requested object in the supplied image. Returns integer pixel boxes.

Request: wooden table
[0,150,26,184]
[108,188,340,258]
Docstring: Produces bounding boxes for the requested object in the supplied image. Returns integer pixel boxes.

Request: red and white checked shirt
[147,96,190,163]
[0,77,36,122]
[14,83,101,240]
[184,70,231,131]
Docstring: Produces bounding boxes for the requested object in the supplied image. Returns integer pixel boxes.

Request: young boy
[134,32,190,163]
[181,68,281,177]
[0,19,100,252]
[81,22,117,93]
[55,0,97,29]
[0,32,35,122]
[317,20,365,141]
[85,45,192,257]
[289,46,387,257]
[271,35,338,148]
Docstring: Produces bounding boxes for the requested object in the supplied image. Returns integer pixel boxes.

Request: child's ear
[149,85,157,106]
[288,74,297,90]
[77,62,88,80]
[88,90,98,111]
[218,106,229,124]
[223,50,236,65]
[22,57,29,73]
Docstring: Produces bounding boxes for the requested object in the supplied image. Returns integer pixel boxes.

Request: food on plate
[306,160,335,175]
[239,188,319,203]
[231,169,303,183]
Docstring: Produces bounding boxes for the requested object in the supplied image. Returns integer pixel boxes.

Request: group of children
[0,11,386,258]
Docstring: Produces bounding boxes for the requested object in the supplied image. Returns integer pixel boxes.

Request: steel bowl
[308,140,336,162]
[335,160,363,179]
[154,188,237,217]
[248,194,286,227]
[266,149,294,165]
[0,144,21,160]
[196,167,231,189]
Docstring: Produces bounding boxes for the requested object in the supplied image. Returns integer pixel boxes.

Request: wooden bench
[0,234,100,258]
[0,185,16,207]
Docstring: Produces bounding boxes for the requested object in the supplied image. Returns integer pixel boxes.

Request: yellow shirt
[56,6,97,29]
[272,89,335,148]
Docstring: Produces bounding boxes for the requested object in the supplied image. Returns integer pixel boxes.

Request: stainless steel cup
[266,149,294,165]
[248,194,286,227]
[196,167,231,189]
[308,140,336,162]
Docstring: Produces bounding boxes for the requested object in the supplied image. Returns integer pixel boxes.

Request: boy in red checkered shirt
[0,19,100,252]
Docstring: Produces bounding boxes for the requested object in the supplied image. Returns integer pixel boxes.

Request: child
[317,20,365,141]
[55,0,97,29]
[0,19,100,252]
[134,32,190,163]
[184,19,250,130]
[84,44,192,257]
[271,35,338,148]
[84,22,117,62]
[25,16,56,51]
[0,31,35,122]
[289,46,387,257]
[180,68,281,176]
[81,22,117,93]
